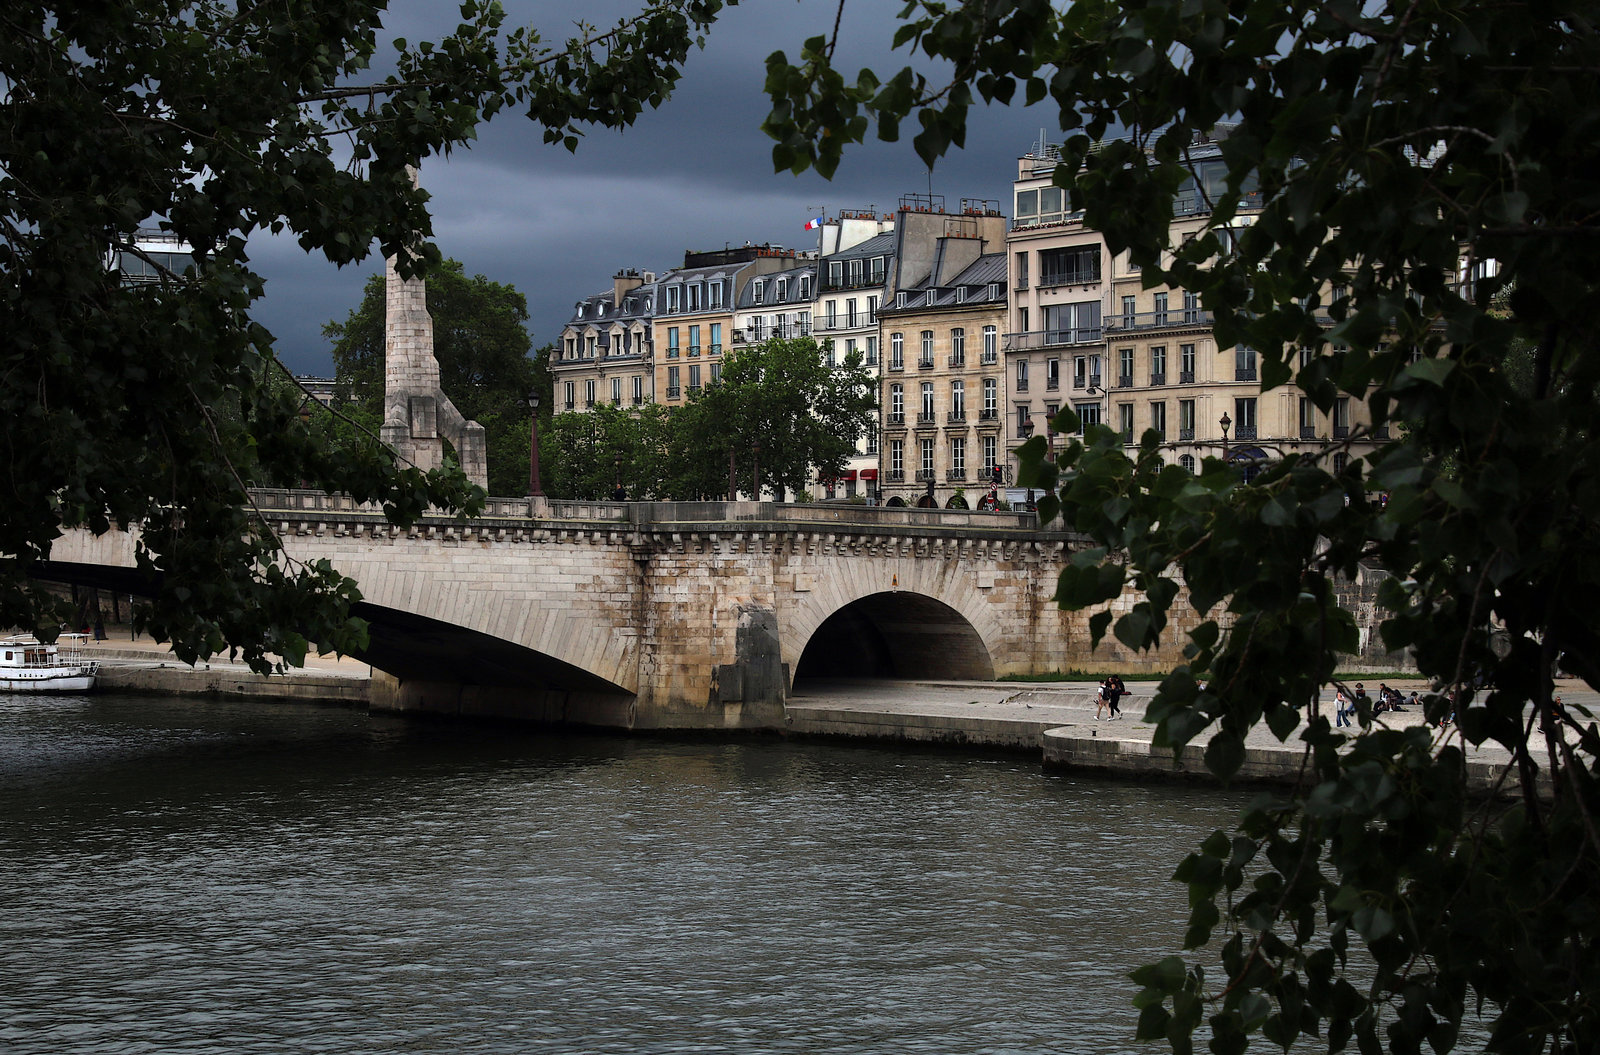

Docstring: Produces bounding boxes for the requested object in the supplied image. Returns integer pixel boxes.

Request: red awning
[842,469,858,481]
[859,469,878,480]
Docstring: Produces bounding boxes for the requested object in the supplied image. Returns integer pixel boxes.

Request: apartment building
[874,195,1009,508]
[554,268,659,413]
[653,245,799,406]
[814,221,896,495]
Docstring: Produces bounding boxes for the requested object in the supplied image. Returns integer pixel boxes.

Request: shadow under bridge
[793,591,995,686]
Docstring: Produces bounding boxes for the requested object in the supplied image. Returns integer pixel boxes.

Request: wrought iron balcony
[980,351,998,365]
[945,468,967,481]
[918,356,935,369]
[947,410,967,423]
[1004,327,1104,351]
[886,412,906,426]
[1106,308,1213,332]
[979,409,999,421]
[1236,367,1258,381]
[947,353,966,368]
[1118,374,1134,388]
[1178,428,1195,440]
[1017,379,1030,392]
[915,469,937,482]
[1333,425,1349,438]
[1235,425,1258,440]
[1179,370,1195,384]
[1150,373,1166,386]
[917,411,938,425]
[887,469,905,482]
[1300,426,1318,440]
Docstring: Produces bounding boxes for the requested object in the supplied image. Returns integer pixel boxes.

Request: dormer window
[956,287,966,303]
[668,286,681,312]
[752,280,765,305]
[776,278,788,301]
[896,291,908,308]
[799,275,812,299]
[575,304,585,318]
[597,302,606,316]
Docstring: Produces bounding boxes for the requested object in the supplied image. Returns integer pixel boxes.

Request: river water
[0,693,1251,1054]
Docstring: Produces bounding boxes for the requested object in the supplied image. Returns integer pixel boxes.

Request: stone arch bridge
[45,490,1208,729]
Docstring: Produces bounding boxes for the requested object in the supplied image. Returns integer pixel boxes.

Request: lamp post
[525,389,543,498]
[1219,410,1232,463]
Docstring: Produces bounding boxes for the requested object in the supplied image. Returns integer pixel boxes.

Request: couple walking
[1096,675,1127,721]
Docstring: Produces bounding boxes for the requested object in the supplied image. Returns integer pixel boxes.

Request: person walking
[1335,688,1351,727]
[1104,674,1127,720]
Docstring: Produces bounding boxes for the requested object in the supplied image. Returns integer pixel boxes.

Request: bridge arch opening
[793,592,994,684]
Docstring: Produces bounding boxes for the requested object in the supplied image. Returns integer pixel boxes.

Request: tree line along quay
[6,2,1599,1053]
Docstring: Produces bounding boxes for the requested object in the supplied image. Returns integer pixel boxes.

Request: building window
[920,437,935,478]
[982,325,997,364]
[1183,290,1201,322]
[585,379,596,406]
[1017,405,1033,438]
[1235,397,1258,439]
[890,383,904,422]
[1299,396,1316,438]
[1118,402,1134,443]
[950,437,966,476]
[688,364,702,393]
[890,438,904,477]
[752,280,765,305]
[920,381,935,421]
[920,330,934,367]
[667,366,680,399]
[1075,400,1101,432]
[632,375,644,404]
[1045,357,1060,390]
[871,256,886,284]
[668,286,680,312]
[612,377,623,405]
[983,377,998,415]
[1014,250,1029,289]
[1179,399,1196,440]
[950,327,965,365]
[1150,400,1166,440]
[1017,358,1030,392]
[1236,345,1258,381]
[1121,295,1136,327]
[849,259,864,285]
[891,332,904,370]
[799,275,811,300]
[1073,353,1102,389]
[776,278,788,301]
[1043,301,1102,345]
[1119,346,1134,387]
[668,327,680,358]
[1150,345,1167,385]
[710,323,722,354]
[1153,291,1169,325]
[564,380,575,409]
[866,335,879,366]
[828,261,843,289]
[847,297,858,327]
[1038,245,1101,286]
[710,282,723,309]
[688,284,702,311]
[983,435,998,475]
[1180,343,1196,382]
[950,380,965,419]
[825,300,838,328]
[689,324,700,356]
[1334,396,1350,438]
[709,363,721,384]
[1180,454,1196,473]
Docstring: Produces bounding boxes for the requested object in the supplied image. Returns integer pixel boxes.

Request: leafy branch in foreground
[2,0,733,670]
[766,1,1600,1051]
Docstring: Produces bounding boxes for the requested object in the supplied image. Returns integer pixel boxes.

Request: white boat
[0,633,99,693]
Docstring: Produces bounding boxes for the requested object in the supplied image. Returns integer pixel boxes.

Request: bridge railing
[249,489,1040,531]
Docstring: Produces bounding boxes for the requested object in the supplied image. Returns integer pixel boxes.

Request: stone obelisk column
[380,166,488,488]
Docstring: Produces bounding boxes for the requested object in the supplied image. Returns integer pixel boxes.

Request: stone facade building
[554,268,661,413]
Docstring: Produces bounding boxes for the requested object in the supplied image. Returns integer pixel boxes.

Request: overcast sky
[255,1,1053,377]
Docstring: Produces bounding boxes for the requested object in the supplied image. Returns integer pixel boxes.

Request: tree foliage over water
[764,1,1600,1052]
[0,0,733,670]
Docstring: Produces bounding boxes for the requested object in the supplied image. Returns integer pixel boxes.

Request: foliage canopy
[765,1,1600,1052]
[0,0,732,670]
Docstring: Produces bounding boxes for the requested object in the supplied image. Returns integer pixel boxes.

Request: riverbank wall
[90,646,370,706]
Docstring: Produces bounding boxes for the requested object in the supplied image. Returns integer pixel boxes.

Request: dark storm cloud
[256,0,1051,375]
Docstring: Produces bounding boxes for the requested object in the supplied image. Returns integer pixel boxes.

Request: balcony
[1005,326,1103,351]
[563,401,575,411]
[1038,268,1101,288]
[887,469,905,483]
[918,356,935,370]
[979,408,999,421]
[916,469,937,482]
[1118,374,1134,388]
[666,349,679,359]
[687,345,700,358]
[633,397,644,406]
[1105,308,1213,332]
[917,411,938,425]
[1333,425,1350,439]
[1300,426,1318,440]
[1374,426,1391,439]
[1045,377,1060,391]
[1017,379,1030,393]
[687,385,702,396]
[1178,428,1195,440]
[947,410,967,424]
[980,350,998,365]
[887,412,906,426]
[1235,425,1258,441]
[584,399,595,408]
[666,386,681,399]
[945,468,967,482]
[947,353,966,368]
[708,343,722,355]
[889,359,906,373]
[1179,370,1195,384]
[1236,367,1258,381]
[1150,372,1166,386]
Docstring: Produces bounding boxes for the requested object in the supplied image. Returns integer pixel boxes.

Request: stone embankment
[82,636,1585,793]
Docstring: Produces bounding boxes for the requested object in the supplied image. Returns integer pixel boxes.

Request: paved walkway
[77,631,371,678]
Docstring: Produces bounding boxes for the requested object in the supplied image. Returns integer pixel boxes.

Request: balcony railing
[1150,372,1166,386]
[888,359,905,372]
[917,411,938,425]
[1038,268,1102,288]
[887,412,906,426]
[887,469,905,482]
[1072,374,1103,391]
[1045,377,1060,391]
[1106,308,1213,332]
[1017,379,1030,392]
[666,387,681,399]
[1005,326,1103,351]
[633,396,644,406]
[918,356,935,369]
[687,385,702,396]
[564,400,575,411]
[708,343,722,355]
[916,469,936,482]
[947,410,967,423]
[979,408,999,421]
[688,345,701,357]
[980,350,998,365]
[1179,370,1195,384]
[1178,428,1195,440]
[1333,425,1350,438]
[946,468,967,481]
[584,399,595,408]
[1236,367,1258,381]
[1374,426,1391,439]
[1300,426,1318,440]
[1235,425,1258,440]
[947,353,965,368]
[1118,374,1134,388]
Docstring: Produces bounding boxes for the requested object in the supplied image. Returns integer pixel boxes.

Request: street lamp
[524,389,544,497]
[1219,410,1232,462]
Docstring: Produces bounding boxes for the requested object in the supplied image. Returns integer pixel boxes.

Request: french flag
[804,216,823,231]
